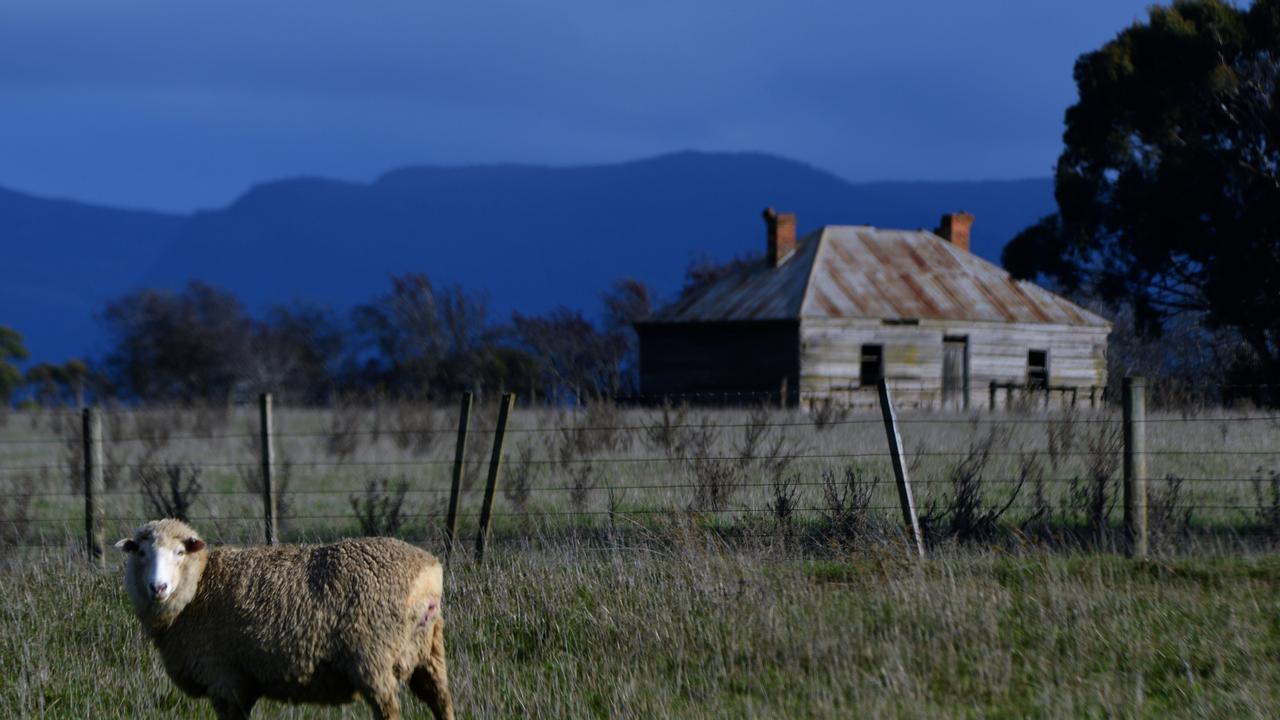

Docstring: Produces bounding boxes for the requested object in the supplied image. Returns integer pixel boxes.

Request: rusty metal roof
[647,225,1111,327]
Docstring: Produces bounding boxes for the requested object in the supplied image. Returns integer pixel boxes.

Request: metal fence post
[877,379,925,559]
[445,392,473,561]
[259,393,278,545]
[82,407,104,566]
[1123,377,1148,559]
[476,392,515,563]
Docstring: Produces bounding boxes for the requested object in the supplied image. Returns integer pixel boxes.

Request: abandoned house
[634,209,1111,409]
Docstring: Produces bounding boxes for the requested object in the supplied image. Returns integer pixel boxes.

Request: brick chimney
[936,212,974,253]
[763,208,796,267]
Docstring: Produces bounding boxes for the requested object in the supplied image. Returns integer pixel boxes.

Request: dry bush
[769,473,800,540]
[137,463,203,523]
[350,477,410,536]
[323,398,364,462]
[50,410,130,492]
[1148,473,1195,549]
[1045,408,1078,472]
[1066,420,1122,543]
[1252,468,1280,542]
[675,420,742,512]
[130,409,179,458]
[386,400,440,456]
[1017,454,1051,535]
[810,398,849,431]
[920,425,1022,544]
[0,473,36,557]
[819,464,879,546]
[188,400,230,438]
[642,401,690,453]
[544,403,629,514]
[238,429,295,523]
[503,440,538,516]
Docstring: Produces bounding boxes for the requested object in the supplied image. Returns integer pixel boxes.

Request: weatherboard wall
[797,318,1109,409]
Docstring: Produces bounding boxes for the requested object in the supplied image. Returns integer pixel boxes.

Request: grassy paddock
[2,540,1278,718]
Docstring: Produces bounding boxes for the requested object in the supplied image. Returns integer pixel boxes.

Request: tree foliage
[0,327,28,404]
[1004,0,1280,375]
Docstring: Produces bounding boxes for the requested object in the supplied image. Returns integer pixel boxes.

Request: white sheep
[115,518,454,720]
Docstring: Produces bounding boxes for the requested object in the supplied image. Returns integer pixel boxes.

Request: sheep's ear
[183,538,205,553]
[115,538,138,553]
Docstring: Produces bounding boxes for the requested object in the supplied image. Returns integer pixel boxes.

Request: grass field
[2,542,1279,718]
[2,403,1280,717]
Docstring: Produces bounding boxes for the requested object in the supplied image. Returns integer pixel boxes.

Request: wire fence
[2,379,1280,559]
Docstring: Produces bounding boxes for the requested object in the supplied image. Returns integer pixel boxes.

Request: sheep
[115,518,454,720]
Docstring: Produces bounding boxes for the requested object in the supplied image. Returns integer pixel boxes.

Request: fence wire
[2,392,1279,557]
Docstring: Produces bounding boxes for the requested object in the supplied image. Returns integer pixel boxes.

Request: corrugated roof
[647,225,1110,327]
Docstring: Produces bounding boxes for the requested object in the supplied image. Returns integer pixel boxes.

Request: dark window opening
[1027,349,1048,388]
[860,344,884,386]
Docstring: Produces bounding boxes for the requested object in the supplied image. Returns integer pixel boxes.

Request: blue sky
[1,0,1154,212]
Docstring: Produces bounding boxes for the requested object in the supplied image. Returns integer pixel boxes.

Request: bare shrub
[130,408,181,458]
[238,429,295,523]
[642,401,689,453]
[189,400,230,438]
[323,398,364,462]
[50,410,130,492]
[810,398,849,431]
[674,420,742,512]
[819,464,879,546]
[1075,420,1122,542]
[920,425,1022,543]
[1018,454,1052,534]
[580,400,630,454]
[1252,468,1280,542]
[1045,408,1077,472]
[735,404,802,491]
[350,477,410,536]
[503,441,538,516]
[769,474,800,541]
[386,400,439,456]
[0,473,36,556]
[1149,473,1194,549]
[138,463,203,522]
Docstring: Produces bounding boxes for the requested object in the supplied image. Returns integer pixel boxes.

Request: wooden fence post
[82,407,104,566]
[444,392,473,561]
[475,393,515,563]
[877,379,925,559]
[988,380,997,412]
[259,393,278,545]
[1123,377,1148,559]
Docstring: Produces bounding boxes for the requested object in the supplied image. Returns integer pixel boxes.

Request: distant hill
[1,151,1054,363]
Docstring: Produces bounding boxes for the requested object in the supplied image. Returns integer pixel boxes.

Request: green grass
[2,544,1279,718]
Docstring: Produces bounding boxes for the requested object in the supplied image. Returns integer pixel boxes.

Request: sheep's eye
[176,549,185,556]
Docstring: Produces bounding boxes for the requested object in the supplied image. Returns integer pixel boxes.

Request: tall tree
[1003,0,1280,376]
[0,327,28,404]
[101,282,254,401]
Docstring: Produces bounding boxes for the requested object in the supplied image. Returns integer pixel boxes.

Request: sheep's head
[116,519,208,629]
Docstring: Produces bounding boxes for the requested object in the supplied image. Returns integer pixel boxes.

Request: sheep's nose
[150,582,168,597]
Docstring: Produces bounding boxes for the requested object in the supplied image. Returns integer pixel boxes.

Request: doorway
[942,337,969,410]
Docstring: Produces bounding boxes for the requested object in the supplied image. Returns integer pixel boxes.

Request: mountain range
[2,151,1054,363]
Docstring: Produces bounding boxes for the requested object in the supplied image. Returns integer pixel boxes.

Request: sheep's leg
[209,689,258,720]
[409,617,454,720]
[362,684,402,720]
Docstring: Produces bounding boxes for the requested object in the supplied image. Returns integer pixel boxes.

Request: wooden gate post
[444,392,473,561]
[877,379,925,559]
[1122,377,1148,559]
[259,393,278,545]
[82,407,104,566]
[475,393,515,562]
